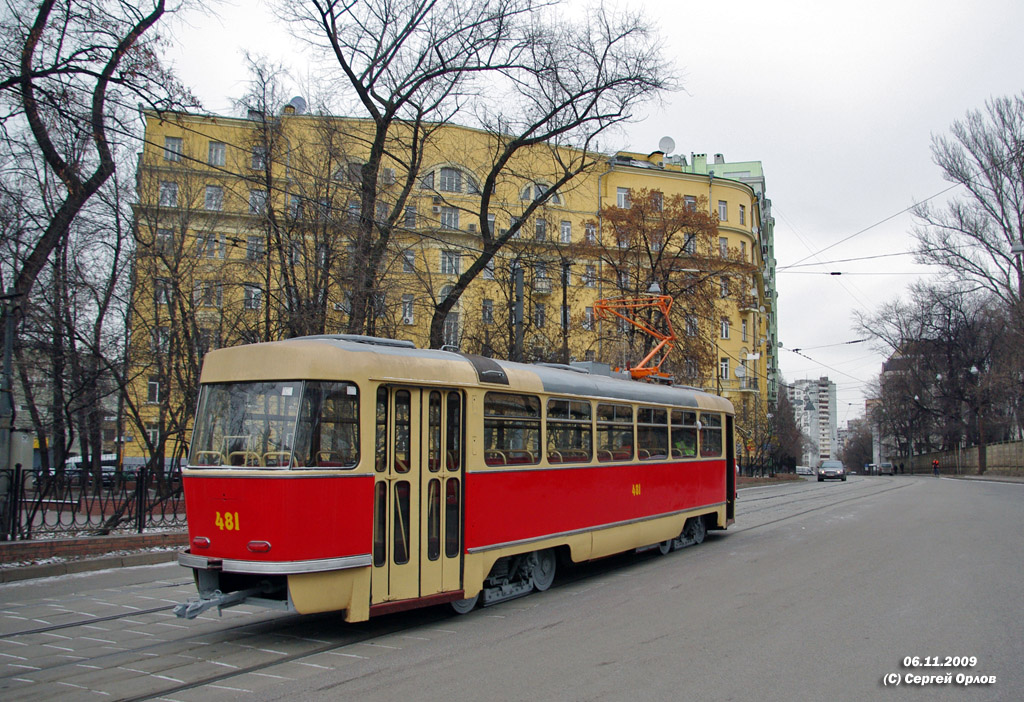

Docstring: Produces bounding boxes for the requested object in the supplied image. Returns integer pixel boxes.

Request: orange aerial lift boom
[593,293,678,381]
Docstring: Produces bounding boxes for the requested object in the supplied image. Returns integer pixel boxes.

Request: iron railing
[0,463,185,541]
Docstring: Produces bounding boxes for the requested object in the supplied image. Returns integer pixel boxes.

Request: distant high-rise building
[787,377,837,465]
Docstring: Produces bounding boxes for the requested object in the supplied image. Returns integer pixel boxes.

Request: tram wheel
[531,549,557,592]
[451,593,479,614]
[685,516,707,545]
[657,540,673,555]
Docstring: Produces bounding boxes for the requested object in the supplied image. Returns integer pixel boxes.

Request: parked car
[795,465,813,475]
[817,460,846,482]
[878,462,894,475]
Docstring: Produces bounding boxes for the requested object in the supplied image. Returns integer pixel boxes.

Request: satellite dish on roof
[658,136,675,155]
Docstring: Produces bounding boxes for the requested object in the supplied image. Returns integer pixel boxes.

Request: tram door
[372,386,464,604]
[372,386,421,603]
[420,389,464,596]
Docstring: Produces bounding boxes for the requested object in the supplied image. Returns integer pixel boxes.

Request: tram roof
[199,335,733,414]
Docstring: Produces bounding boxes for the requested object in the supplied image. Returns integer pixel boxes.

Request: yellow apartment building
[124,107,777,470]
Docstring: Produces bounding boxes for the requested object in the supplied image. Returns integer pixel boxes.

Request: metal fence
[0,463,185,541]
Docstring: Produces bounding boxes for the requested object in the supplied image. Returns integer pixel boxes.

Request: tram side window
[484,392,541,466]
[637,407,668,460]
[428,391,442,472]
[293,381,359,468]
[597,403,633,462]
[189,382,301,468]
[546,398,592,464]
[375,387,388,472]
[671,410,698,458]
[447,391,462,471]
[700,412,723,457]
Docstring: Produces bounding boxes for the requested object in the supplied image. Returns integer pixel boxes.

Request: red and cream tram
[174,334,736,621]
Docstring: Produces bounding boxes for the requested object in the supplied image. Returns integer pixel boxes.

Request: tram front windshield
[189,380,359,469]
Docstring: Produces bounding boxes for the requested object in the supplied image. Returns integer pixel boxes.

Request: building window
[534,302,546,328]
[685,314,698,337]
[684,234,696,255]
[616,187,631,209]
[151,327,169,354]
[483,260,495,280]
[419,171,434,190]
[249,189,268,214]
[147,377,161,403]
[208,141,225,166]
[163,136,182,162]
[441,250,460,275]
[742,319,748,342]
[402,294,415,324]
[718,200,728,220]
[486,213,496,235]
[739,204,746,225]
[617,269,629,291]
[719,236,729,258]
[535,219,547,241]
[560,221,572,244]
[194,281,223,308]
[684,195,696,211]
[204,185,223,211]
[720,278,729,298]
[443,311,459,347]
[155,228,173,253]
[584,222,596,244]
[404,206,416,229]
[154,278,171,305]
[251,145,267,170]
[584,265,596,288]
[482,299,494,325]
[197,233,225,259]
[403,251,415,273]
[440,206,459,230]
[158,181,178,208]
[719,357,730,379]
[583,306,594,331]
[244,284,262,310]
[439,167,462,192]
[720,318,730,339]
[246,235,265,261]
[146,423,160,446]
[740,241,747,261]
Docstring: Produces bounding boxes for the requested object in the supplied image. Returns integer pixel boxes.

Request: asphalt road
[1,475,1021,701]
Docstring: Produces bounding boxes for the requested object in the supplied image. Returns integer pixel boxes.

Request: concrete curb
[0,549,181,583]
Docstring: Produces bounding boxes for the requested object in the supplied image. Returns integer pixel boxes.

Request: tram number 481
[631,483,642,497]
[215,511,241,531]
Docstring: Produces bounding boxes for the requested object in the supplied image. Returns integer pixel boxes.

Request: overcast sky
[165,0,1024,426]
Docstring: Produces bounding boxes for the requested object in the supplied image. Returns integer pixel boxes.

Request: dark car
[817,460,846,482]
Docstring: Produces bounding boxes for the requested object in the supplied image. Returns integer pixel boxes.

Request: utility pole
[0,287,18,473]
[512,263,524,362]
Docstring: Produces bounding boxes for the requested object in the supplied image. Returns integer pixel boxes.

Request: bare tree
[0,0,191,309]
[857,282,1013,473]
[279,0,673,347]
[913,93,1024,307]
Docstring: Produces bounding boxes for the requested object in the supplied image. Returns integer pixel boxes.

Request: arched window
[520,182,562,205]
[420,165,480,194]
